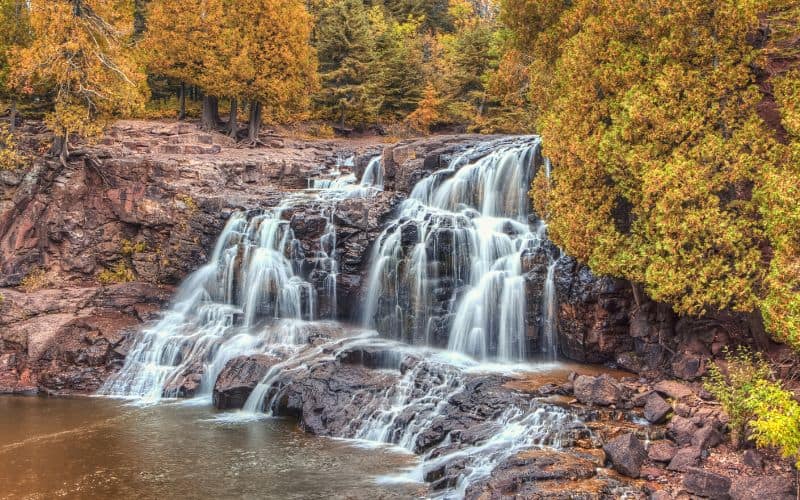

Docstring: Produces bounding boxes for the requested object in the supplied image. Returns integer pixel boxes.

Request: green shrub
[705,346,800,466]
[745,380,800,468]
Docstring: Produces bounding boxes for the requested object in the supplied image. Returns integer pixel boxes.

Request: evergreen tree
[315,0,382,128]
[513,0,800,349]
[372,12,425,119]
[10,0,147,162]
[220,0,318,143]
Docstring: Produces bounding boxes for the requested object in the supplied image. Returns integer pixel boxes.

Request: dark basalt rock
[573,374,624,406]
[683,468,731,499]
[730,476,795,500]
[643,393,672,423]
[603,433,647,478]
[648,440,678,463]
[213,354,280,409]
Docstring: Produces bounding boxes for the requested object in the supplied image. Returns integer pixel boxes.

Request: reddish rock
[644,393,672,423]
[683,468,731,499]
[648,440,678,463]
[667,446,702,472]
[653,380,695,400]
[730,475,794,500]
[213,354,280,409]
[603,433,647,478]
[573,374,624,406]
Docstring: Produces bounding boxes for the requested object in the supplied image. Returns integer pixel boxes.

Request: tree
[434,0,497,124]
[141,0,208,121]
[11,0,147,162]
[371,11,425,119]
[315,0,382,128]
[206,0,318,143]
[406,83,442,133]
[0,0,32,131]
[515,0,799,349]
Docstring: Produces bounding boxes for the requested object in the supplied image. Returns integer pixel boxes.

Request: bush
[0,123,26,171]
[705,346,800,466]
[98,262,135,284]
[19,268,49,292]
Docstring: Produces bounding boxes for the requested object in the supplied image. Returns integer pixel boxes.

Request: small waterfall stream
[101,137,573,497]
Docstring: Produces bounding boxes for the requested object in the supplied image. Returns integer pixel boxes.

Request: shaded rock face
[213,354,280,409]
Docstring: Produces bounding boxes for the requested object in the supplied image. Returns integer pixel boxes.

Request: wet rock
[730,475,794,500]
[667,446,702,472]
[213,354,280,410]
[683,468,731,499]
[647,440,678,462]
[573,374,624,406]
[603,433,647,478]
[644,393,672,423]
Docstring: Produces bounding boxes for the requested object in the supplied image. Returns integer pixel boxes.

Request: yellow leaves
[10,0,146,143]
[0,123,26,170]
[524,0,798,327]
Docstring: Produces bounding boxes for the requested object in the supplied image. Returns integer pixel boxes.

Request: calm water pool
[0,396,423,499]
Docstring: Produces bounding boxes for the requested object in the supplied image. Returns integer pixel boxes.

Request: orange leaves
[10,0,147,142]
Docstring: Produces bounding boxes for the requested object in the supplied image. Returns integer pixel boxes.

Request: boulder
[692,424,723,450]
[603,433,647,478]
[653,380,694,400]
[730,476,794,500]
[573,374,624,406]
[667,446,702,472]
[667,415,698,446]
[647,440,678,462]
[683,468,731,499]
[213,354,280,410]
[644,393,672,423]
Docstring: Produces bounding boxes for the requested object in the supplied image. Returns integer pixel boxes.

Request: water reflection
[0,396,422,499]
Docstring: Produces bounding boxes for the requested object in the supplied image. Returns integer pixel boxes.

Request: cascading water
[362,137,561,362]
[100,138,578,497]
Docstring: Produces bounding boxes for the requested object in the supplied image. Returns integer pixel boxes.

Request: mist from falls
[100,138,570,497]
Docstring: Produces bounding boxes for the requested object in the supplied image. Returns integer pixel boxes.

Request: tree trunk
[227,98,238,138]
[201,95,220,131]
[248,101,262,144]
[178,83,187,121]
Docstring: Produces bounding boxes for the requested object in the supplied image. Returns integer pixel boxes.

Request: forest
[0,0,799,497]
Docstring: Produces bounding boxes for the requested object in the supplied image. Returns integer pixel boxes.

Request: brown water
[0,396,424,499]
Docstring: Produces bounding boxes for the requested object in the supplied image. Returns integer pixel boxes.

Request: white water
[100,139,575,497]
[362,137,561,362]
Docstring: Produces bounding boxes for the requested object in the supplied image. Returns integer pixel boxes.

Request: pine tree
[315,0,382,128]
[405,83,443,133]
[236,0,317,143]
[10,0,147,162]
[141,0,210,121]
[372,11,425,119]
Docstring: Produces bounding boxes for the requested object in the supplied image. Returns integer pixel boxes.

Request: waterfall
[360,156,384,188]
[101,163,365,401]
[362,137,558,362]
[99,138,576,497]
